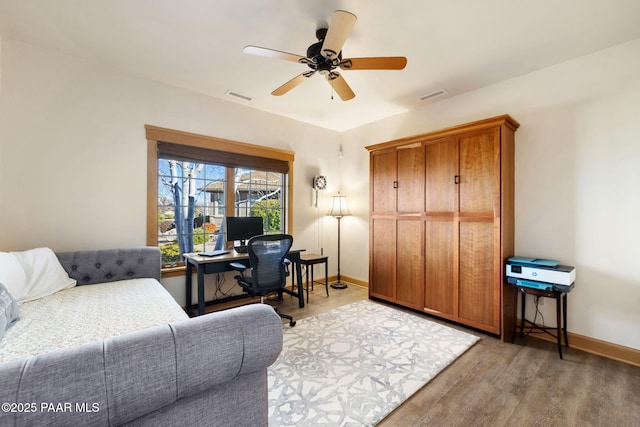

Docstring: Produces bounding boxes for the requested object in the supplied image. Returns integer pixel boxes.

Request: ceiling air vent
[419,89,448,101]
[225,90,253,102]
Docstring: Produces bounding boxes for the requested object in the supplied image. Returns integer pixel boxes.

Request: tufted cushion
[56,247,161,285]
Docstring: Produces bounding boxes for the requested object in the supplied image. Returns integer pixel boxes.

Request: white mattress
[0,278,188,364]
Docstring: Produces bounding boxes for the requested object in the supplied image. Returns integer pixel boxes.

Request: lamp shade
[330,195,351,218]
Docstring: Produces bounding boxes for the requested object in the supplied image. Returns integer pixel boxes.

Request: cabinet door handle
[393,181,398,189]
[454,175,460,184]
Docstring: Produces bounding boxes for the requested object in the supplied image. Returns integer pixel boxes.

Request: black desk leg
[286,253,305,308]
[186,261,193,316]
[197,266,205,316]
[556,296,563,359]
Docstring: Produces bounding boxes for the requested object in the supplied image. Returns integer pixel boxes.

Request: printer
[506,256,575,292]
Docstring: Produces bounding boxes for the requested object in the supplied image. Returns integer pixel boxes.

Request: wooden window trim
[145,125,295,275]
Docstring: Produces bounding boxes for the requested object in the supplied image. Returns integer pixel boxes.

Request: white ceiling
[1,0,640,132]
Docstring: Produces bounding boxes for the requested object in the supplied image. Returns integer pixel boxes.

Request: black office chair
[230,234,296,327]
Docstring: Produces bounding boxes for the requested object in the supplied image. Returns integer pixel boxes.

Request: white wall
[342,38,640,350]
[0,38,344,304]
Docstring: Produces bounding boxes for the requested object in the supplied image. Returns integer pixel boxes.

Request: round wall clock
[313,175,327,190]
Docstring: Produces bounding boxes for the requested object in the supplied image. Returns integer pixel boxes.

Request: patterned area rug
[268,300,480,426]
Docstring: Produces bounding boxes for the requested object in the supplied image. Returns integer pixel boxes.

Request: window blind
[157,142,289,173]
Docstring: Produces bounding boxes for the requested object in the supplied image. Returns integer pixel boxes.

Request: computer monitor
[226,216,264,250]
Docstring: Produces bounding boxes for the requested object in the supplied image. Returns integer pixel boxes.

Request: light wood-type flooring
[206,282,640,426]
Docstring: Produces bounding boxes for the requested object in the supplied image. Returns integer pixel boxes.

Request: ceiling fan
[243,10,407,101]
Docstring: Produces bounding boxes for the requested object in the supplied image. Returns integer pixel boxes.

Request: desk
[184,249,305,316]
[512,284,570,359]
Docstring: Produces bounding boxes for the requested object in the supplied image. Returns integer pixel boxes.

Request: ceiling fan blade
[243,45,311,64]
[326,72,355,101]
[321,10,357,60]
[339,56,407,70]
[272,72,315,96]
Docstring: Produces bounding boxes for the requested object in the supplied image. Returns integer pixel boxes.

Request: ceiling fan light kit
[244,10,407,101]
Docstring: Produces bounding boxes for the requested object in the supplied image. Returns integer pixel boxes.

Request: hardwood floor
[210,283,640,426]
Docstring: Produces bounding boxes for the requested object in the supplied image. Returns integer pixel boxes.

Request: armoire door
[369,217,396,300]
[371,149,397,214]
[424,138,457,315]
[396,143,425,213]
[396,218,424,309]
[458,220,499,332]
[424,218,454,315]
[425,138,457,213]
[457,128,501,332]
[458,130,499,215]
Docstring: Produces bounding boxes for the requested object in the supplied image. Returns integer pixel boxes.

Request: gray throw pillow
[0,281,20,341]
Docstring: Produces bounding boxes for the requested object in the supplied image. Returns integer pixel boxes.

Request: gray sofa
[0,247,283,426]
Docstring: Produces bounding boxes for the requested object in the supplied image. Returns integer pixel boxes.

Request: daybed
[0,247,283,426]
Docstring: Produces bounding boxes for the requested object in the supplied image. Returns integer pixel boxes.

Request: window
[232,169,285,232]
[157,160,227,265]
[146,125,294,271]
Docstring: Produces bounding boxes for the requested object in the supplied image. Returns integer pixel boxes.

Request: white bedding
[0,247,76,304]
[0,278,188,364]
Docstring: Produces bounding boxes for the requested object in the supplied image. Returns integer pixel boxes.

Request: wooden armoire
[366,115,519,340]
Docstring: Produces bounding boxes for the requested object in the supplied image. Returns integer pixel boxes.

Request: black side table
[298,254,329,303]
[513,285,570,359]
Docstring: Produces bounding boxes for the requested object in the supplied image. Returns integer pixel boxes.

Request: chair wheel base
[289,320,296,327]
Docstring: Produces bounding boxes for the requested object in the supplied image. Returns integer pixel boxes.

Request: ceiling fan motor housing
[307,29,341,74]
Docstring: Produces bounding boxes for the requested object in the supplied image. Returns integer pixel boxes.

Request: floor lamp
[330,194,350,289]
